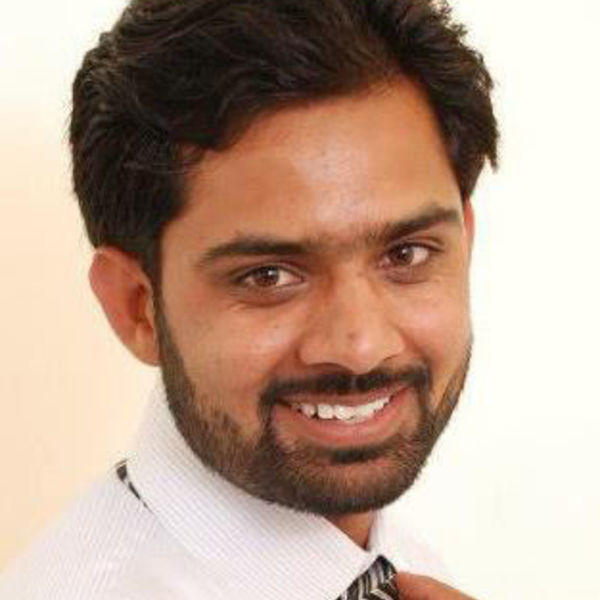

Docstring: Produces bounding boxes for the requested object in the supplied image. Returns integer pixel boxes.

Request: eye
[237,265,302,289]
[382,243,432,269]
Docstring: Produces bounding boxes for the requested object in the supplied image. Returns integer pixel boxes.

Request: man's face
[156,80,473,516]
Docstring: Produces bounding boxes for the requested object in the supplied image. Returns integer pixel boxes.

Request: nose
[297,273,407,375]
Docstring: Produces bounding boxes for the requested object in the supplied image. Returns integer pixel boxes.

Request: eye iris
[251,267,280,287]
[392,245,415,265]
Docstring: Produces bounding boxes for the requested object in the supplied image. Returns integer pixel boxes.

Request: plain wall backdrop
[1,1,599,598]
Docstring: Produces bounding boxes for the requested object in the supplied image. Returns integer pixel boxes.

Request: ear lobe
[89,247,160,366]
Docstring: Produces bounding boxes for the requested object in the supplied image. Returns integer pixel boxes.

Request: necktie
[336,555,400,600]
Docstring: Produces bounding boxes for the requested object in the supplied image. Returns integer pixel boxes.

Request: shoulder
[1,471,229,600]
[0,471,161,600]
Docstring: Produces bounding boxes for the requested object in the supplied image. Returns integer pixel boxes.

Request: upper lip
[280,384,407,408]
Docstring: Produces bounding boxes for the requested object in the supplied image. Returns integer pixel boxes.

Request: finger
[395,572,478,599]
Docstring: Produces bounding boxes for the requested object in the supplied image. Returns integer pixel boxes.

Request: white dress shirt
[1,382,449,600]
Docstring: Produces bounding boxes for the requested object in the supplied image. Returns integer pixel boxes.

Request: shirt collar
[128,380,409,600]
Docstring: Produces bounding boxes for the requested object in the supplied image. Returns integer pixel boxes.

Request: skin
[90,79,475,594]
[395,572,478,599]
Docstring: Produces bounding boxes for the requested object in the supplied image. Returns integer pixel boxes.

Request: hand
[395,572,478,599]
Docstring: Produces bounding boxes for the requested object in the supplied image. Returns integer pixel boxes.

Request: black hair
[70,0,498,285]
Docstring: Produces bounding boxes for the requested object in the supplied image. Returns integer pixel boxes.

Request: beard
[155,301,472,516]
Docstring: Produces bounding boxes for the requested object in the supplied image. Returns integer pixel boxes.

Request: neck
[326,511,375,549]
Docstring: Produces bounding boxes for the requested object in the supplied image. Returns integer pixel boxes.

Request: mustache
[261,365,431,406]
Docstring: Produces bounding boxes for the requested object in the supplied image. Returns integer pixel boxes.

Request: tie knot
[337,555,399,600]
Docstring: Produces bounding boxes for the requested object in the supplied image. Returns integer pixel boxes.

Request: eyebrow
[197,205,461,268]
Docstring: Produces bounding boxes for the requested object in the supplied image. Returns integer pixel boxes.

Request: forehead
[168,80,461,250]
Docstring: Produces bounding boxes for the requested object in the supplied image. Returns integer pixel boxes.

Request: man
[1,0,497,598]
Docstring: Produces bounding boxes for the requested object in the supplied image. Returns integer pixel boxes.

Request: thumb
[394,572,478,599]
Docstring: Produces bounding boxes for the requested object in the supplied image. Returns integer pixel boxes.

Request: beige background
[2,1,600,598]
[0,0,156,568]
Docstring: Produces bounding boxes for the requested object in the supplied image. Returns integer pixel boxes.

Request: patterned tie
[336,555,400,600]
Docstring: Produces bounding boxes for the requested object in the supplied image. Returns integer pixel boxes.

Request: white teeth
[300,404,316,418]
[292,396,391,422]
[317,404,335,419]
[374,397,389,410]
[334,405,354,420]
[355,403,378,418]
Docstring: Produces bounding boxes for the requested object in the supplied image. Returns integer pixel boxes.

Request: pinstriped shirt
[0,381,449,600]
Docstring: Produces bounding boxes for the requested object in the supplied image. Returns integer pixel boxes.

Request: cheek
[396,282,471,375]
[208,317,297,386]
[171,303,300,427]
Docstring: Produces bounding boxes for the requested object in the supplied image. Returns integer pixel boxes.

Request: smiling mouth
[289,395,392,423]
[277,383,408,425]
[271,385,415,448]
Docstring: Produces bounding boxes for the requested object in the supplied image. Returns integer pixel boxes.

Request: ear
[463,199,475,255]
[89,247,160,366]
